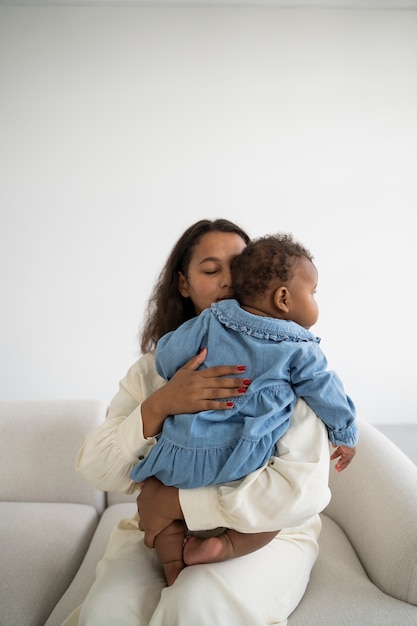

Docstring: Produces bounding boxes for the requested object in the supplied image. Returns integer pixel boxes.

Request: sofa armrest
[324,419,417,605]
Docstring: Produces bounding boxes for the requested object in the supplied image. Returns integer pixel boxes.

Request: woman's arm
[76,351,250,493]
[138,399,331,547]
[76,353,163,494]
[181,399,331,532]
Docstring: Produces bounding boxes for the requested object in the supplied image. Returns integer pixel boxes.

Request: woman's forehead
[193,231,247,261]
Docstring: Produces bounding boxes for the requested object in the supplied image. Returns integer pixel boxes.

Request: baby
[132,233,358,584]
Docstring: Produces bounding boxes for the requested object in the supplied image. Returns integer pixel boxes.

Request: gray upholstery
[0,399,107,513]
[324,421,417,606]
[290,516,417,625]
[0,399,107,626]
[0,502,98,626]
[1,400,416,625]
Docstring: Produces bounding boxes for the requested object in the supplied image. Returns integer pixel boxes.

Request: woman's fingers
[180,349,249,381]
[200,364,247,378]
[162,354,252,415]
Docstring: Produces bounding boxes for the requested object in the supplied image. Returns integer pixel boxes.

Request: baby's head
[231,233,318,328]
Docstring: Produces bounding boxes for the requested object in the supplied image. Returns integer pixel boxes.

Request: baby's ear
[273,287,290,313]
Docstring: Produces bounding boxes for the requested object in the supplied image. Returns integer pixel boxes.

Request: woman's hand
[142,348,251,437]
[137,477,183,547]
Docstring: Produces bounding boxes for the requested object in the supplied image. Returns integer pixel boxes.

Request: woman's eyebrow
[198,256,220,265]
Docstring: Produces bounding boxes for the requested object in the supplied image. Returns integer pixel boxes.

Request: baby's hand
[330,445,356,472]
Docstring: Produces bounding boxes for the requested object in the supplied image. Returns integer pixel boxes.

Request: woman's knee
[151,564,264,626]
[79,554,165,626]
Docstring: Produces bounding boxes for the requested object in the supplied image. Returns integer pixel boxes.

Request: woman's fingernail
[237,365,246,371]
[238,387,247,394]
[242,379,252,386]
[226,402,234,407]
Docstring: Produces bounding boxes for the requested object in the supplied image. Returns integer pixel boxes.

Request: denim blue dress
[130,299,357,488]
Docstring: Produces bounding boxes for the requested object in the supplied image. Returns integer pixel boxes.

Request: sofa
[0,399,416,626]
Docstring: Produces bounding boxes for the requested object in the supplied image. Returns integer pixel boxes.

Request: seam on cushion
[407,552,417,605]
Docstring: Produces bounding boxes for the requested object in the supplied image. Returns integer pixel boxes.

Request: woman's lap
[73,514,321,626]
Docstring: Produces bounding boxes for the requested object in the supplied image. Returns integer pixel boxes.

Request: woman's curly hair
[232,233,313,304]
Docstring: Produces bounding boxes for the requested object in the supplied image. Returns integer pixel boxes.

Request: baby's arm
[290,342,358,458]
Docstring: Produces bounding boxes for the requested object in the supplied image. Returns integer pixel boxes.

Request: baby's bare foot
[183,533,234,565]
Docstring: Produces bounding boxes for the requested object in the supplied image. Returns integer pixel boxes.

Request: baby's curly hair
[231,233,313,304]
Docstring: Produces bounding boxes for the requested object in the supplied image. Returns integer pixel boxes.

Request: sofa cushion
[0,400,107,513]
[0,501,98,626]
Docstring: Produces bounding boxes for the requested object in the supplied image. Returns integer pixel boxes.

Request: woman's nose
[220,269,232,287]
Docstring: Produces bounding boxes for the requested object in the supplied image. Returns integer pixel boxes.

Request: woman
[64,219,331,626]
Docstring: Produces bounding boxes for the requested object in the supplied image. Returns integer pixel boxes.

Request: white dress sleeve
[180,398,331,532]
[76,353,165,494]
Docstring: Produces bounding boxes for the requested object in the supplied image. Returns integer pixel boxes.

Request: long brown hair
[140,219,250,353]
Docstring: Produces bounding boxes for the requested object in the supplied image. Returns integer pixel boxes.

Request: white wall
[1,6,416,424]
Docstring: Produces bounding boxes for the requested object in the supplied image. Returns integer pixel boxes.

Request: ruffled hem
[130,434,276,489]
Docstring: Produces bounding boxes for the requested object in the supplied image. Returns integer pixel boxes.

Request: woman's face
[178,231,247,315]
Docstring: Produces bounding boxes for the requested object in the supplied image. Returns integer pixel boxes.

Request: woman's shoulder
[135,350,157,370]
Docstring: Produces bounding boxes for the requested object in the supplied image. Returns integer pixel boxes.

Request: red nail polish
[237,365,246,371]
[226,402,234,407]
[238,387,246,394]
[242,379,252,386]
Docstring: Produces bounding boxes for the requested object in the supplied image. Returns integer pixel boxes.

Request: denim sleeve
[290,342,358,447]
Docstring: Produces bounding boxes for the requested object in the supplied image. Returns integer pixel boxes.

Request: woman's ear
[273,287,290,313]
[178,272,190,298]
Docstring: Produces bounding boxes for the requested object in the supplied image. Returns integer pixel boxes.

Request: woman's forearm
[180,400,331,532]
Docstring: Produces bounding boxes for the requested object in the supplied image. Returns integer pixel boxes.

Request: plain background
[1,5,416,425]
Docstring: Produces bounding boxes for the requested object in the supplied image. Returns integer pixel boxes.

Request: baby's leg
[153,520,187,586]
[183,529,278,565]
